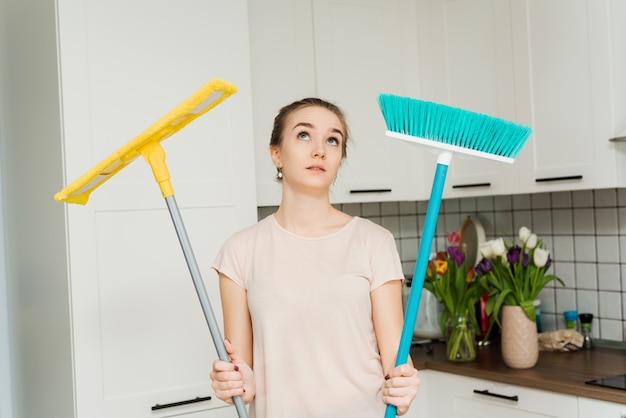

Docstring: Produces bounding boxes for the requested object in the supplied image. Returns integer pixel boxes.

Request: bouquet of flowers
[475,226,564,332]
[424,232,485,361]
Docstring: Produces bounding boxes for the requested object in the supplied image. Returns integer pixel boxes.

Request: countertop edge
[410,343,626,405]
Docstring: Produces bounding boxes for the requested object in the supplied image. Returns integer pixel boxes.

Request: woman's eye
[327,137,339,146]
[297,132,310,141]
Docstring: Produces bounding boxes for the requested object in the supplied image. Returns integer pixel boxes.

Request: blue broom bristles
[378,94,532,159]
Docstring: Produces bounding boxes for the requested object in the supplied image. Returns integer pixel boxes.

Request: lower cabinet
[578,397,626,418]
[414,370,578,418]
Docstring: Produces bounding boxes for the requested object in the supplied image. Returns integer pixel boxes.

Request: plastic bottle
[564,310,578,330]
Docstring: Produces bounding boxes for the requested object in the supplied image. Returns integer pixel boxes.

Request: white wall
[0,0,74,417]
[0,0,14,415]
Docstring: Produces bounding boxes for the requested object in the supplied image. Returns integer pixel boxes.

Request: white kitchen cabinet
[414,0,626,198]
[512,0,626,193]
[422,370,578,418]
[249,0,427,206]
[578,397,626,418]
[415,0,521,199]
[2,1,256,418]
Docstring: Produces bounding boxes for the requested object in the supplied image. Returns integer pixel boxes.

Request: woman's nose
[312,141,326,159]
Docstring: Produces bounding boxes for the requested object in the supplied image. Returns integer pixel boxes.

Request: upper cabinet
[415,0,521,198]
[415,0,626,198]
[249,0,428,206]
[512,0,626,193]
[250,0,626,204]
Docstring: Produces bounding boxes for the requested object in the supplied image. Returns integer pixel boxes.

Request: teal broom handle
[165,196,248,418]
[385,153,450,418]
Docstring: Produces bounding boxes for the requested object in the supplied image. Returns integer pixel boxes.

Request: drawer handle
[535,175,583,183]
[151,395,212,410]
[452,182,491,189]
[349,188,392,194]
[473,389,518,402]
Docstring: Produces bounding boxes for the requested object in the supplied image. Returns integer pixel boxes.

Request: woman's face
[271,105,345,192]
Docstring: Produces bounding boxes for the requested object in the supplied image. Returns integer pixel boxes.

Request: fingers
[382,365,420,416]
[210,339,255,404]
[210,359,245,404]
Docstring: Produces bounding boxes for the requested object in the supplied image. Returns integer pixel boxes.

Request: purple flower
[448,245,465,266]
[475,258,493,275]
[522,253,529,267]
[507,246,522,265]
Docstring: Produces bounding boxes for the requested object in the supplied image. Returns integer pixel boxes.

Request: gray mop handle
[165,196,248,418]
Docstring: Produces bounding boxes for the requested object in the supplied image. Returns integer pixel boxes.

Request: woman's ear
[270,145,281,168]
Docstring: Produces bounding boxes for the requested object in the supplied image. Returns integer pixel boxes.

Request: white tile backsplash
[531,192,551,209]
[596,236,620,263]
[551,191,572,208]
[597,263,621,291]
[532,209,552,235]
[573,208,595,234]
[575,262,598,290]
[600,319,623,340]
[552,236,574,262]
[552,209,573,234]
[576,289,599,317]
[599,291,622,319]
[594,188,617,207]
[574,236,597,262]
[573,190,594,207]
[595,207,619,235]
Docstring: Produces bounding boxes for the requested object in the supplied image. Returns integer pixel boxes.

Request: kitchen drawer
[425,370,578,418]
[578,397,626,418]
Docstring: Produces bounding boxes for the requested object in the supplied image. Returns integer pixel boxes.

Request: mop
[55,78,248,418]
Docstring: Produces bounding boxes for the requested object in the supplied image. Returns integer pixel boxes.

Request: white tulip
[533,248,549,267]
[519,226,532,244]
[479,242,493,258]
[526,233,538,249]
[490,238,506,257]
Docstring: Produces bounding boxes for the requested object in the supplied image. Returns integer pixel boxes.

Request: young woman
[210,98,420,417]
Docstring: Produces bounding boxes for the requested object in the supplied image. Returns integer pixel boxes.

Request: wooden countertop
[410,341,626,404]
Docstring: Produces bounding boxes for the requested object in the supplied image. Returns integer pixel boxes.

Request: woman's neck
[274,192,351,237]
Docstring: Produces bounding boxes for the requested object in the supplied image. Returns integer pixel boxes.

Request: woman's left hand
[382,364,420,416]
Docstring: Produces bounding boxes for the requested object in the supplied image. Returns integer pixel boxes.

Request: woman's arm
[219,273,253,366]
[372,280,405,373]
[371,280,420,416]
[210,273,255,404]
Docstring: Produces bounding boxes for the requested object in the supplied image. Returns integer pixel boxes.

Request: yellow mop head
[54,78,238,204]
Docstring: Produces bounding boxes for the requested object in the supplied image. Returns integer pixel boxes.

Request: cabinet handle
[349,188,392,194]
[535,175,582,183]
[151,395,212,410]
[473,389,518,402]
[451,182,491,189]
[609,135,626,142]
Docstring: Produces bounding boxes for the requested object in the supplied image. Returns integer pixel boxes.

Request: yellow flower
[435,259,448,275]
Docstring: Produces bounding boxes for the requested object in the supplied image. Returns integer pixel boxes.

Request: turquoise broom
[377,94,532,418]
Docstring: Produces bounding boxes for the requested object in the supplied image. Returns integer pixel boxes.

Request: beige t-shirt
[212,215,403,418]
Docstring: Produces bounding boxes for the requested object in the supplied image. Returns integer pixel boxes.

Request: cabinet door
[312,0,427,203]
[57,0,257,417]
[512,0,619,192]
[425,370,578,418]
[415,0,521,198]
[578,397,626,418]
[248,0,318,206]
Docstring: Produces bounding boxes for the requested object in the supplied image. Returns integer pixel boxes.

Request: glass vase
[446,310,477,362]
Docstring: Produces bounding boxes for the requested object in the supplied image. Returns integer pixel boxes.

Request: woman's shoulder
[228,214,275,241]
[351,216,395,239]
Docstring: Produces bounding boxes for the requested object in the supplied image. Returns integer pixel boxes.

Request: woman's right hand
[210,338,256,404]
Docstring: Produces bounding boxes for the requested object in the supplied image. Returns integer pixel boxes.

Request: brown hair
[270,97,349,159]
